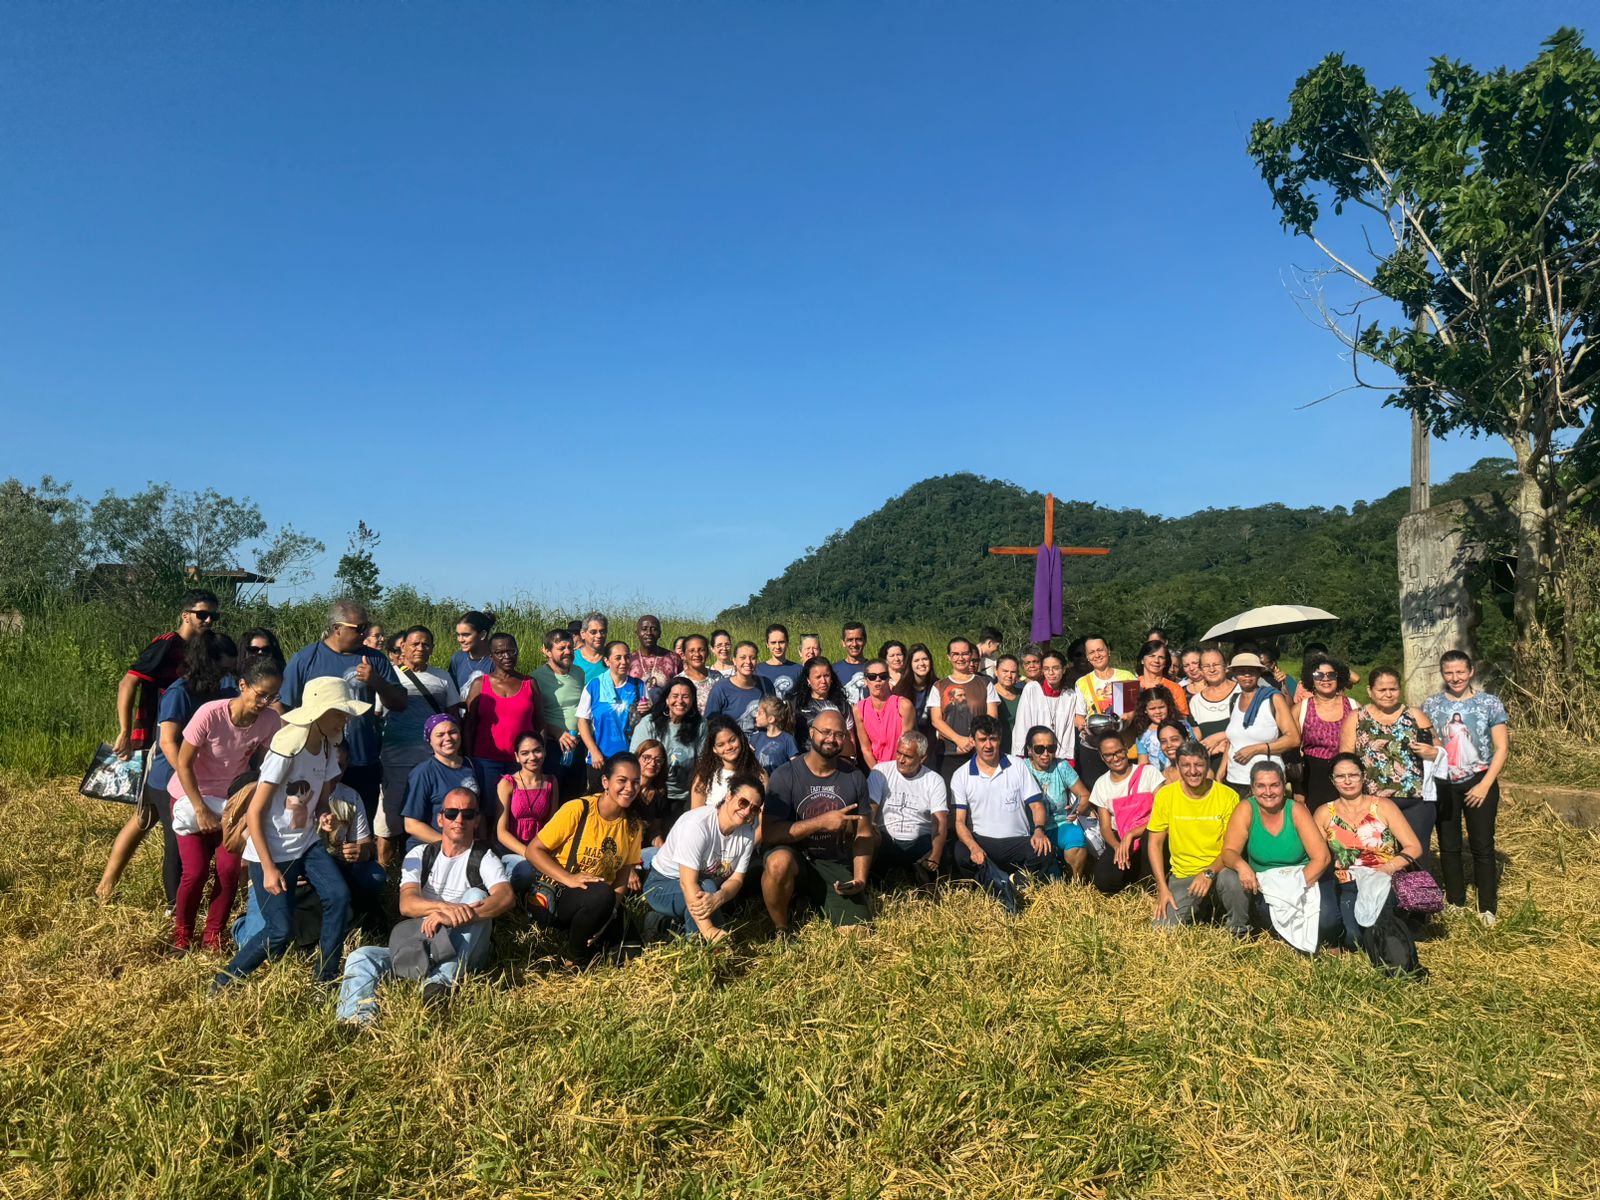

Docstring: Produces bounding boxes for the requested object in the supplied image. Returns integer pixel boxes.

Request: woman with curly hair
[690,715,767,810]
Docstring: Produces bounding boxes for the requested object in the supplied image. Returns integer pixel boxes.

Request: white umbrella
[1201,605,1338,644]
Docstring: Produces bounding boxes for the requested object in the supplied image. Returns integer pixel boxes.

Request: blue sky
[0,1,1579,614]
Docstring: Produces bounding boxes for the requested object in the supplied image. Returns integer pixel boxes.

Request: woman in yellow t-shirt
[525,753,644,966]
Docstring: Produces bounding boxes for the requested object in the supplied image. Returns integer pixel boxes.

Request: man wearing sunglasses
[279,599,409,827]
[337,788,515,1024]
[112,589,221,761]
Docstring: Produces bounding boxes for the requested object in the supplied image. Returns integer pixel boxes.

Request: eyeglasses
[1311,671,1338,681]
[440,808,479,822]
[1103,747,1129,760]
[1029,744,1057,755]
[864,672,889,682]
[187,609,219,622]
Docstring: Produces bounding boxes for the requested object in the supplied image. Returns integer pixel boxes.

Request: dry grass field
[2,778,1598,1199]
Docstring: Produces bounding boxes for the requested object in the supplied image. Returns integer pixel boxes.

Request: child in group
[1129,689,1188,769]
[750,696,799,772]
[495,731,557,893]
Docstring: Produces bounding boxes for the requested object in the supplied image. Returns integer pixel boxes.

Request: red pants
[174,831,243,949]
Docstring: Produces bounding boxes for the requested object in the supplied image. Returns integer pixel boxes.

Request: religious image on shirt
[771,674,796,699]
[1442,712,1483,775]
[940,681,975,736]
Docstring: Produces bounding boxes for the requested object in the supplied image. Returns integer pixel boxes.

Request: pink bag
[1111,765,1158,853]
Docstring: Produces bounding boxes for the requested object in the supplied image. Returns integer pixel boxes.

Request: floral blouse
[1353,707,1428,800]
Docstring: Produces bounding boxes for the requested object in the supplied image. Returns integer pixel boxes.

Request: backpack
[417,843,490,895]
[1359,896,1425,978]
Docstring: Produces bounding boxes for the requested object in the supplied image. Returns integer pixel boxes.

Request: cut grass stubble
[4,780,1600,1198]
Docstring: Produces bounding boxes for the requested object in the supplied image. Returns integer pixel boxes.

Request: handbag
[1110,764,1158,854]
[1392,867,1445,915]
[79,744,148,804]
[528,798,592,927]
[403,669,446,716]
[221,773,262,856]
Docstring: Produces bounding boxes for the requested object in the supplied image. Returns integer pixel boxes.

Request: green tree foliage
[720,460,1515,665]
[0,477,88,608]
[334,520,383,606]
[1248,29,1600,636]
[0,478,324,610]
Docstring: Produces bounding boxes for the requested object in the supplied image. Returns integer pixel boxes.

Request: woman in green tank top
[1220,760,1336,942]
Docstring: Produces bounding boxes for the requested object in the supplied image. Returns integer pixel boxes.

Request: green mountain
[720,459,1517,663]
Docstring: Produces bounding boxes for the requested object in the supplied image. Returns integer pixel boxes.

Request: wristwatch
[1202,868,1216,881]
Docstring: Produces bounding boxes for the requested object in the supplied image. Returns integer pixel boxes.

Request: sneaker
[1478,910,1497,928]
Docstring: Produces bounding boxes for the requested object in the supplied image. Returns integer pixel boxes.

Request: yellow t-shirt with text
[535,797,643,884]
[1147,779,1239,879]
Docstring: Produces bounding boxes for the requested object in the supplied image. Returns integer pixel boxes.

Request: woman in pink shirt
[464,632,543,831]
[167,658,284,951]
[855,659,913,768]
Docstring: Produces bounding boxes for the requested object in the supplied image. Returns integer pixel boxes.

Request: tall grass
[0,596,955,783]
[3,778,1600,1197]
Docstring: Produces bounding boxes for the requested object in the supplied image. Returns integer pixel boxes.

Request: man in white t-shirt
[950,716,1059,912]
[867,732,949,886]
[642,775,762,940]
[336,788,516,1023]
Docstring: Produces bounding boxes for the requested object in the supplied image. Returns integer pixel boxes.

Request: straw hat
[1228,652,1268,672]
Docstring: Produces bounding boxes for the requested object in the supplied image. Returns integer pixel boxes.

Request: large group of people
[95,593,1514,1016]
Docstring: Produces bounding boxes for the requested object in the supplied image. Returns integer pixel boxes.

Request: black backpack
[418,843,490,894]
[1360,897,1425,978]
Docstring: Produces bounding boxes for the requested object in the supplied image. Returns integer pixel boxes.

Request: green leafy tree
[0,477,89,608]
[1248,28,1600,636]
[334,521,383,605]
[84,483,323,604]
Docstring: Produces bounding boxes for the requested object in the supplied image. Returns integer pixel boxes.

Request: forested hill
[720,459,1516,663]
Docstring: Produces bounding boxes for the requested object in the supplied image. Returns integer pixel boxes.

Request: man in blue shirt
[833,621,870,704]
[279,599,407,823]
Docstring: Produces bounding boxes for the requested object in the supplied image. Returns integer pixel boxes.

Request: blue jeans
[500,851,533,894]
[232,856,385,946]
[335,888,493,1024]
[643,868,722,936]
[216,843,350,987]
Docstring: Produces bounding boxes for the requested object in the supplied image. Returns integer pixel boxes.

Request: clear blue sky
[0,2,1578,614]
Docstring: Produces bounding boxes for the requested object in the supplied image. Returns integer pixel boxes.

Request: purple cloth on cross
[1031,543,1062,643]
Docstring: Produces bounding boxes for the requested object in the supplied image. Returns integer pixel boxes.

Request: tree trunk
[1510,432,1545,640]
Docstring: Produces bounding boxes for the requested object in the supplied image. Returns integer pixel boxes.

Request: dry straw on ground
[2,779,1599,1199]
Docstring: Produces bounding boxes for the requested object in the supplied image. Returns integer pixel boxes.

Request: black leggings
[145,782,182,907]
[552,882,620,964]
[1434,771,1500,914]
[1093,841,1153,895]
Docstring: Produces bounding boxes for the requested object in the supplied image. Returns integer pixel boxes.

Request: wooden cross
[987,493,1111,559]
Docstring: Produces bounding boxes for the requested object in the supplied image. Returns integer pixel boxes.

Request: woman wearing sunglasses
[642,774,764,942]
[1294,652,1357,807]
[1021,726,1093,880]
[854,659,913,769]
